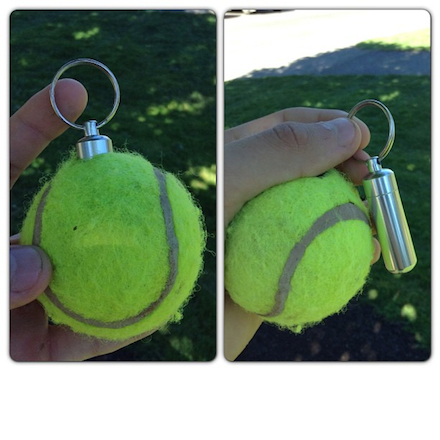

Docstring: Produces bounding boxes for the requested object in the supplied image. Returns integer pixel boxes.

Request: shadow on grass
[240,45,430,78]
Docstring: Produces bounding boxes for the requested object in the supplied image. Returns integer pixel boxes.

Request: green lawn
[356,28,431,51]
[10,10,217,361]
[225,75,431,351]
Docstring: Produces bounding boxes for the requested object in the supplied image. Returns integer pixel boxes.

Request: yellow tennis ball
[225,169,374,332]
[20,151,206,340]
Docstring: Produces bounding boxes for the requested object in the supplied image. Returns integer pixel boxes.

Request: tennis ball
[20,151,206,341]
[225,169,374,332]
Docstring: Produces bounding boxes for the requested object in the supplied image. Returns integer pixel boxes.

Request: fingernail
[330,118,357,148]
[353,149,371,162]
[10,246,43,293]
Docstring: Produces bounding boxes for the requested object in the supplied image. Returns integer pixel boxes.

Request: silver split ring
[50,58,120,131]
[348,99,395,161]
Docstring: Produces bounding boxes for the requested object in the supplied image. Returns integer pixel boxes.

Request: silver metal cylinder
[363,157,417,273]
[76,120,113,160]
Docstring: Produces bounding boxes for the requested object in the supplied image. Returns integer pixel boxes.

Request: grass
[356,28,431,51]
[10,10,216,361]
[225,75,431,351]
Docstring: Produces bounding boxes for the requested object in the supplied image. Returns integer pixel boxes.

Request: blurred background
[10,10,216,361]
[225,10,431,361]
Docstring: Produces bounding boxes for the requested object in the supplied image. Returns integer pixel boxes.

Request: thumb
[10,245,52,309]
[225,117,362,225]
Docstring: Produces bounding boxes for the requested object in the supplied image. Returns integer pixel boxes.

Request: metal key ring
[347,99,395,161]
[50,58,120,131]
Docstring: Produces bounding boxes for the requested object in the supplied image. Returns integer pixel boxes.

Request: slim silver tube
[363,157,417,273]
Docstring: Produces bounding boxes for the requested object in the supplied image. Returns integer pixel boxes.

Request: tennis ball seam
[32,182,52,246]
[260,202,370,318]
[32,166,180,329]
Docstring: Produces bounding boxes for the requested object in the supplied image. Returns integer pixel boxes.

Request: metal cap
[76,120,113,160]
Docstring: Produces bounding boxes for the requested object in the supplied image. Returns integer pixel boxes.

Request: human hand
[224,107,381,360]
[10,79,154,361]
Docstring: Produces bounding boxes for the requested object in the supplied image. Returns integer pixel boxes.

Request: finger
[226,107,371,150]
[372,238,381,265]
[224,293,262,361]
[338,148,371,185]
[10,233,20,245]
[46,326,157,361]
[10,301,50,361]
[10,245,53,309]
[10,299,157,361]
[225,117,363,225]
[361,199,381,265]
[10,78,88,188]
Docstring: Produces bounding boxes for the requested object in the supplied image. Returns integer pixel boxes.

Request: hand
[10,79,153,361]
[224,107,381,361]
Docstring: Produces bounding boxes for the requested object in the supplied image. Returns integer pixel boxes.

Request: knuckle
[269,122,309,150]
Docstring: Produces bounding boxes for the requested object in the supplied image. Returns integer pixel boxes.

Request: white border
[2,2,438,439]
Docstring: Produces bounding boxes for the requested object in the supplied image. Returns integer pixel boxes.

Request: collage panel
[224,9,431,361]
[10,9,216,361]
